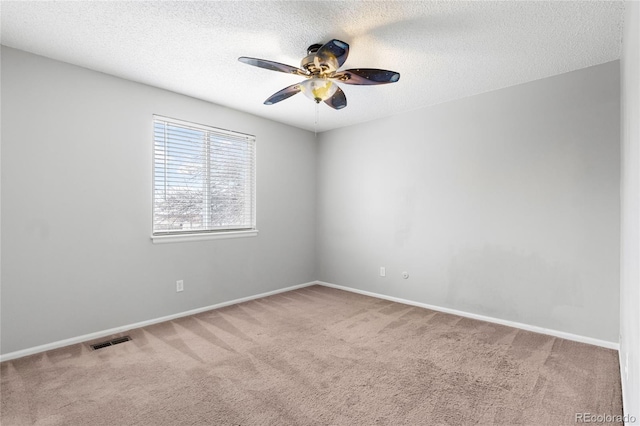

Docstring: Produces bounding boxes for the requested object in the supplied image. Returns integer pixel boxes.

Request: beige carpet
[1,285,622,425]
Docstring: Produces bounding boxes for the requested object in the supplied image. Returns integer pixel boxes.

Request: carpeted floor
[0,285,622,425]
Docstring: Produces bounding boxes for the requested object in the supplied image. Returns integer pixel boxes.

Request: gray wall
[620,0,640,420]
[317,61,621,343]
[1,46,623,355]
[0,47,317,354]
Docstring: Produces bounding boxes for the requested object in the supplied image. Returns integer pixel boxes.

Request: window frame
[150,115,258,244]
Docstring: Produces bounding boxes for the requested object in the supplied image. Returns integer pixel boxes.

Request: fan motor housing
[301,43,321,74]
[300,54,320,74]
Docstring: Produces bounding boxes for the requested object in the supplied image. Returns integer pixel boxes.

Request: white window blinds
[153,116,256,236]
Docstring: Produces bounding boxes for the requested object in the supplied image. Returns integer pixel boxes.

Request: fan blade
[315,39,349,70]
[332,68,400,85]
[264,83,302,105]
[239,57,307,76]
[323,86,347,110]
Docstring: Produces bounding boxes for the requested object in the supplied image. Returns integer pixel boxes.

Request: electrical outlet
[176,280,184,292]
[380,267,386,277]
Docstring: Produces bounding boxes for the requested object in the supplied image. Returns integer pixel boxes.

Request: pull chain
[314,102,319,137]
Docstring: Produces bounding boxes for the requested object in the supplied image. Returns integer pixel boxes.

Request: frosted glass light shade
[300,77,338,103]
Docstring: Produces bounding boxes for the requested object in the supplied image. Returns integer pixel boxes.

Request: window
[152,115,256,243]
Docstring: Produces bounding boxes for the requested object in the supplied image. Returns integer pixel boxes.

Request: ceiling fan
[238,39,400,110]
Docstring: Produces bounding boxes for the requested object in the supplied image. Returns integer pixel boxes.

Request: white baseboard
[2,279,618,362]
[316,281,620,350]
[0,281,317,362]
[619,348,637,425]
[620,350,628,422]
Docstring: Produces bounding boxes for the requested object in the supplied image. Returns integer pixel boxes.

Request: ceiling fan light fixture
[238,39,400,110]
[300,77,338,103]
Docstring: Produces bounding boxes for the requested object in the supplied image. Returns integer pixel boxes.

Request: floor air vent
[90,336,131,350]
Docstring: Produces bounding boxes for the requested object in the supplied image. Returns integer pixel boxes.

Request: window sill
[151,230,258,244]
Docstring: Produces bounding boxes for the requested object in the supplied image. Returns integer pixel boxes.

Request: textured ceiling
[0,1,625,132]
